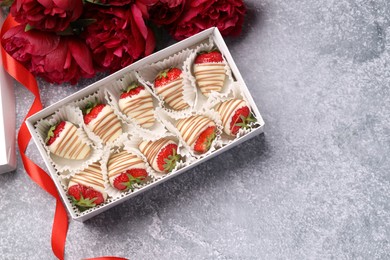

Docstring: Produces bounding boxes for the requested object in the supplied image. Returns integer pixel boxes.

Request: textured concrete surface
[1,0,390,259]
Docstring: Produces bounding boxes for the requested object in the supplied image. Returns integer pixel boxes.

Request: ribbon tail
[1,14,68,260]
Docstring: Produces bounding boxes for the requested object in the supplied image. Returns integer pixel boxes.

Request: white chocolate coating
[107,150,146,186]
[155,75,189,110]
[139,138,176,173]
[87,105,122,144]
[216,99,249,136]
[68,162,107,200]
[176,116,216,150]
[118,89,155,128]
[194,62,225,97]
[48,121,91,160]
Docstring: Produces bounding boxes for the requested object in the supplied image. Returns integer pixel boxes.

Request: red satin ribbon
[1,15,127,260]
[1,15,68,260]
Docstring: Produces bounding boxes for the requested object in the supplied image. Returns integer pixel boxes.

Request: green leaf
[82,98,98,115]
[163,149,181,172]
[122,82,139,93]
[235,113,257,130]
[45,124,57,143]
[121,173,146,191]
[25,24,34,32]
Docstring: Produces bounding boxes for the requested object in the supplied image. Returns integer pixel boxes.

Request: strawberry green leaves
[163,148,181,172]
[235,114,256,130]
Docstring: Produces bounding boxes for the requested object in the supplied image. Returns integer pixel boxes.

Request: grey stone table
[1,0,390,259]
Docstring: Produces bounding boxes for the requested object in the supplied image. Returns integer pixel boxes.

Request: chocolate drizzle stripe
[122,96,153,114]
[194,64,225,95]
[108,160,144,178]
[53,124,76,156]
[156,77,188,110]
[140,139,170,166]
[70,163,104,188]
[61,131,78,158]
[177,116,212,146]
[92,113,117,135]
[68,134,87,159]
[108,152,144,178]
[102,125,122,143]
[72,175,104,188]
[219,100,246,127]
[73,142,90,159]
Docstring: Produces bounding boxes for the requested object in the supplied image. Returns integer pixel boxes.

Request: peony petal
[43,40,67,72]
[131,4,148,40]
[68,38,95,74]
[137,0,158,5]
[2,24,24,40]
[37,0,53,8]
[25,31,60,56]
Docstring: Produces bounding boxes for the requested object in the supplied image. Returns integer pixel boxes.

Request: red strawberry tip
[195,49,223,64]
[194,126,217,153]
[45,121,66,145]
[68,184,104,211]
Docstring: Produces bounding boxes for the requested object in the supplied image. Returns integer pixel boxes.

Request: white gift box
[26,28,265,222]
[0,11,16,175]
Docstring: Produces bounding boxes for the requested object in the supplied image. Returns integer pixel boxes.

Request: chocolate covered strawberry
[68,162,107,210]
[119,82,155,128]
[139,138,181,173]
[107,150,148,191]
[83,101,122,144]
[45,120,91,160]
[153,67,189,110]
[176,115,217,154]
[193,50,226,97]
[215,99,256,136]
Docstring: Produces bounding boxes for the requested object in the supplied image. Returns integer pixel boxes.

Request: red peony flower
[147,0,186,26]
[92,0,133,6]
[2,25,95,84]
[81,4,156,72]
[10,0,83,32]
[168,0,246,40]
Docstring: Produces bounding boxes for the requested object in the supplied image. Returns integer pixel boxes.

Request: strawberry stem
[121,174,145,191]
[82,97,99,115]
[122,81,139,93]
[71,194,97,211]
[205,131,216,151]
[235,113,256,129]
[163,149,181,172]
[156,68,170,80]
[45,124,57,144]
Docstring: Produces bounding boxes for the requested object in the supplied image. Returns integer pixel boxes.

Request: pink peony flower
[2,25,95,84]
[168,0,246,40]
[81,4,156,72]
[10,0,84,32]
